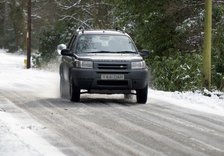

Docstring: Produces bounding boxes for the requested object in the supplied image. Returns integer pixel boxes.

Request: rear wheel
[136,85,148,104]
[69,77,80,102]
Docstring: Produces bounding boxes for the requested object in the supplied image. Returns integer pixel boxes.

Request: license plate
[101,74,124,80]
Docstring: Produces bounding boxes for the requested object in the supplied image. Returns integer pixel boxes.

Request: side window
[67,35,77,50]
[70,35,77,51]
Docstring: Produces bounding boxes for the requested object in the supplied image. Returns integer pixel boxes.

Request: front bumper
[70,67,149,93]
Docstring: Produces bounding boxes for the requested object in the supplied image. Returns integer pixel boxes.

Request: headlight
[76,60,93,69]
[131,61,146,69]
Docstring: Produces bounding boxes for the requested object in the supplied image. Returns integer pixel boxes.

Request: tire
[60,76,66,98]
[136,85,148,104]
[59,65,67,98]
[69,77,80,102]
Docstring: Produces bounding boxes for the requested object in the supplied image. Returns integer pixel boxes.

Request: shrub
[147,52,203,91]
[32,23,68,68]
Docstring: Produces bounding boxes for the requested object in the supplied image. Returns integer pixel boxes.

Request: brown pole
[27,0,31,69]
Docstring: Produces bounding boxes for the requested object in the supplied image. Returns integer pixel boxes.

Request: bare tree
[55,0,114,29]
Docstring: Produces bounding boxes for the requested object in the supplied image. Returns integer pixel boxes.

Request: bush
[147,52,203,91]
[32,23,68,68]
[212,13,224,91]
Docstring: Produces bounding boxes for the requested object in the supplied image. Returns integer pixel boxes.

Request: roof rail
[76,26,85,33]
[115,27,126,33]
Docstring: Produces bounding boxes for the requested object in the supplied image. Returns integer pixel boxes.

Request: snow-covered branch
[59,14,92,28]
[54,0,81,10]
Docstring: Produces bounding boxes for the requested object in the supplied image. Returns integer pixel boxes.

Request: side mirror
[57,44,67,55]
[61,49,73,57]
[139,50,150,58]
[61,49,78,58]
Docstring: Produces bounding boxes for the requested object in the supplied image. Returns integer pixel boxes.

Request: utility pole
[202,0,212,90]
[27,0,31,69]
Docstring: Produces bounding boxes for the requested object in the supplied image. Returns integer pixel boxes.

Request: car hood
[77,53,143,62]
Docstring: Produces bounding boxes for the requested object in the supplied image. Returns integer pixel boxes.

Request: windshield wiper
[85,51,112,53]
[114,51,137,53]
[84,51,137,54]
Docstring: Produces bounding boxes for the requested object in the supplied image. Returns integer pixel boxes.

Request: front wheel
[136,85,148,104]
[69,77,80,102]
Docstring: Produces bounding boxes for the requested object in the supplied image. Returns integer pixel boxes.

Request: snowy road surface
[1,50,224,156]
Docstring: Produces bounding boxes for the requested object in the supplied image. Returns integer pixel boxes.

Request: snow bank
[149,89,224,117]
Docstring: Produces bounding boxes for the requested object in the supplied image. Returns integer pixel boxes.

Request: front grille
[98,64,128,70]
[97,80,128,86]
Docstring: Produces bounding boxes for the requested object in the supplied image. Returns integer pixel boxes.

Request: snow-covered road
[0,49,224,156]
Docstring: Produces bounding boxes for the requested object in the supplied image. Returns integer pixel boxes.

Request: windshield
[76,34,137,53]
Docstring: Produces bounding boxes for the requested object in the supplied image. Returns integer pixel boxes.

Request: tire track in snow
[4,92,161,156]
[1,91,223,156]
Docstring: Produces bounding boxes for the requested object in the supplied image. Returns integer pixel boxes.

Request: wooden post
[27,0,31,69]
[202,0,212,90]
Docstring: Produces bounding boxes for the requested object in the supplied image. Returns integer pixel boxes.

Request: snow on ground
[0,49,224,155]
[0,49,59,98]
[0,97,66,156]
[0,49,64,156]
[149,89,224,117]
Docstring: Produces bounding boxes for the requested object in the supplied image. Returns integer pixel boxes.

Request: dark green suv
[58,28,149,104]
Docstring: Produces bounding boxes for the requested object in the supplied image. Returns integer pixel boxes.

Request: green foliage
[147,52,203,91]
[32,23,68,68]
[112,0,203,55]
[212,4,224,90]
